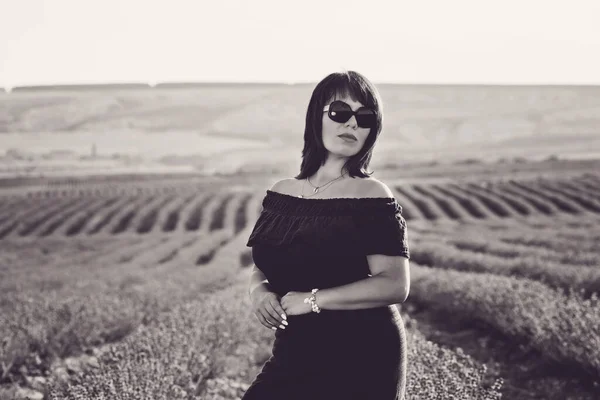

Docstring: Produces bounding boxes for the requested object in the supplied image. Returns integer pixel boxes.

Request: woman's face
[321,94,371,159]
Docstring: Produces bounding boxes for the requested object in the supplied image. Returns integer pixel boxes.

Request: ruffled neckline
[263,190,402,217]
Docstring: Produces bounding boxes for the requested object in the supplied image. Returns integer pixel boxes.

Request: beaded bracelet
[303,288,321,313]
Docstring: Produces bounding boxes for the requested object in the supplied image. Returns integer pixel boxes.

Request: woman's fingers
[260,305,282,328]
[269,298,288,322]
[251,292,288,330]
[266,300,287,329]
[256,311,277,330]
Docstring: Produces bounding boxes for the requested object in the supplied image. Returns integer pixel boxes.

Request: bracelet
[303,288,321,313]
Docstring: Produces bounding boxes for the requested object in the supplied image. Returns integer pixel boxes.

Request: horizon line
[3,80,600,92]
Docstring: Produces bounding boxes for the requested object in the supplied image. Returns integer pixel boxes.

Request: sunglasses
[323,100,377,129]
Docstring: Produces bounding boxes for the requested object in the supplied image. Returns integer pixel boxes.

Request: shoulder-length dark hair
[294,70,384,180]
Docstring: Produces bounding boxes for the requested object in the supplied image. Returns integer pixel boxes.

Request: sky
[1,0,600,88]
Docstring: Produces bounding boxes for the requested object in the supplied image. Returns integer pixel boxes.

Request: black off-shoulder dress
[242,190,411,400]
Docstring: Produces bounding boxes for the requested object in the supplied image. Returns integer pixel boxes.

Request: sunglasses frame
[323,100,377,129]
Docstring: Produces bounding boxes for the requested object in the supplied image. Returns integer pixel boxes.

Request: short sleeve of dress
[245,195,307,247]
[353,201,410,258]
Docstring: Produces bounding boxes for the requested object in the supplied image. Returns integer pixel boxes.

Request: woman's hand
[280,291,313,316]
[250,288,289,331]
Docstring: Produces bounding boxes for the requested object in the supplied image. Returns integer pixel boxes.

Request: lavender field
[0,84,599,399]
[1,84,600,177]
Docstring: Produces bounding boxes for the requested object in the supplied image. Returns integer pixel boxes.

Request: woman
[243,70,411,400]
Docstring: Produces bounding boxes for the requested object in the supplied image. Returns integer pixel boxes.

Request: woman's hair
[295,70,384,180]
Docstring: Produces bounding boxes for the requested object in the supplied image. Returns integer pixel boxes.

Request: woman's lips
[338,134,357,141]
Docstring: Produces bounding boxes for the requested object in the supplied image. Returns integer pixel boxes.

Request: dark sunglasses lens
[356,108,376,128]
[328,101,352,123]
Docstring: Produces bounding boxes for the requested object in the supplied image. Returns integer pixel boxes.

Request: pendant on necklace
[313,187,319,193]
[298,195,304,198]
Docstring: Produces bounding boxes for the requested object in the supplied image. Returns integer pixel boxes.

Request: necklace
[298,172,346,198]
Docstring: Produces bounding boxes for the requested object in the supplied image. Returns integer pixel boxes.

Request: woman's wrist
[303,288,322,313]
[249,280,272,298]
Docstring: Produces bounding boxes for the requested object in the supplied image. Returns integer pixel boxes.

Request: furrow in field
[574,177,600,197]
[450,183,514,218]
[199,192,229,233]
[429,184,494,219]
[59,197,121,236]
[114,194,172,234]
[179,192,240,265]
[446,236,600,267]
[411,184,471,220]
[208,192,237,232]
[0,210,24,234]
[413,220,599,261]
[154,233,208,267]
[499,234,598,255]
[133,195,178,234]
[531,180,600,214]
[196,230,233,265]
[156,235,200,265]
[152,193,196,233]
[115,233,197,267]
[220,192,246,234]
[182,193,215,232]
[63,235,146,266]
[0,197,38,232]
[394,186,442,220]
[493,182,557,215]
[408,263,600,379]
[465,183,535,216]
[97,195,156,235]
[536,180,600,213]
[83,196,139,235]
[1,197,65,236]
[563,179,600,199]
[94,236,168,265]
[15,197,82,237]
[233,192,253,235]
[157,230,232,268]
[509,181,584,214]
[0,220,20,240]
[0,196,24,215]
[34,197,104,237]
[410,237,600,296]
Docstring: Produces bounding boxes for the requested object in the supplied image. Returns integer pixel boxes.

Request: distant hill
[6,81,307,92]
[11,83,152,92]
[1,84,599,164]
[154,82,298,88]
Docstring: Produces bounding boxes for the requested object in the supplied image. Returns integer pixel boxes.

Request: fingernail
[271,327,277,331]
[279,324,285,329]
[281,314,287,320]
[282,320,288,326]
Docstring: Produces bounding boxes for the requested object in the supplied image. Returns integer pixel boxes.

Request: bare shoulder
[357,177,395,198]
[268,178,297,195]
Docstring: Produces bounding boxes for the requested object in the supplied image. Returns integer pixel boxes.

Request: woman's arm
[280,256,410,314]
[317,255,410,310]
[248,264,273,297]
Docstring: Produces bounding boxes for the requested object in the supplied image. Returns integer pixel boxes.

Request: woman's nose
[345,115,358,129]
